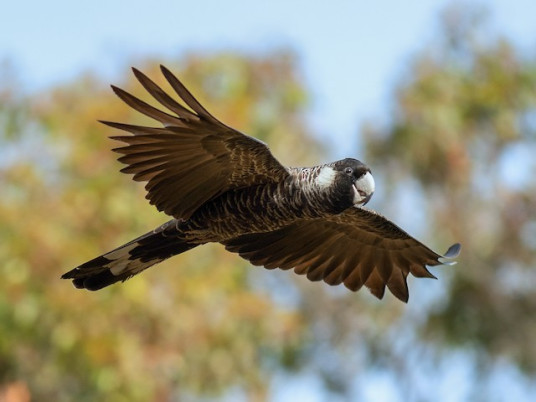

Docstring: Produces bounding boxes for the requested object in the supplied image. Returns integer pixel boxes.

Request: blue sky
[2,1,536,400]
[2,0,535,156]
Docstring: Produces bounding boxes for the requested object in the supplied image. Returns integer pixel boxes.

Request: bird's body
[62,66,460,302]
[183,163,368,238]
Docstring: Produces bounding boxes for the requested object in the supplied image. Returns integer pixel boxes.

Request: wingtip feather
[110,84,122,95]
[369,286,386,300]
[131,67,146,83]
[444,243,462,258]
[131,67,150,85]
[99,119,117,127]
[160,64,171,75]
[438,243,461,265]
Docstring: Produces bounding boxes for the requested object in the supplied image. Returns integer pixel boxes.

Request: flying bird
[62,65,460,302]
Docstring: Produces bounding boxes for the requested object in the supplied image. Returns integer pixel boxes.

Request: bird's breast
[180,182,333,242]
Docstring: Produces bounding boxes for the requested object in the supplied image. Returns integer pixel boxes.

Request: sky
[2,0,536,157]
[2,1,536,401]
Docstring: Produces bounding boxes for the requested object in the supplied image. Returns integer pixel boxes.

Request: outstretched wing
[223,207,461,302]
[105,65,289,219]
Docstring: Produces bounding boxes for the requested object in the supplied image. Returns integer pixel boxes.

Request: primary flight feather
[62,65,460,302]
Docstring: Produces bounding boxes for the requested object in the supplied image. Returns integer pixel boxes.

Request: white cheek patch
[315,166,336,188]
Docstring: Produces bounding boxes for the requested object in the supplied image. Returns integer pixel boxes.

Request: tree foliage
[364,5,536,382]
[2,7,536,401]
[0,52,318,401]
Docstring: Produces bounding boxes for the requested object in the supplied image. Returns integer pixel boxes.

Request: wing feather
[364,270,386,300]
[386,267,410,303]
[103,66,289,219]
[344,245,376,292]
[110,85,185,127]
[132,67,199,121]
[160,65,221,124]
[223,207,460,302]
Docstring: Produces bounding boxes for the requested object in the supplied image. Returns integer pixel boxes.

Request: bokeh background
[1,1,536,401]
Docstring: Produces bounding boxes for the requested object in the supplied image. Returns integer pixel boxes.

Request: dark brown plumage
[62,65,460,302]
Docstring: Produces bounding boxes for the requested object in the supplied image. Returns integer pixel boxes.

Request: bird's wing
[223,207,460,302]
[104,65,289,219]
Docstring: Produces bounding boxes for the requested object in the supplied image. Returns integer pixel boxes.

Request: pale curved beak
[361,192,373,206]
[353,172,375,206]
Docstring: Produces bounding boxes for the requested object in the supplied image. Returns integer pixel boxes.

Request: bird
[62,65,460,302]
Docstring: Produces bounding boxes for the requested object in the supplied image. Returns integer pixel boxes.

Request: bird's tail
[62,220,198,290]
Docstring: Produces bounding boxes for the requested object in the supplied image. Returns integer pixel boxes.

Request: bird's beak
[353,186,373,206]
[353,172,375,206]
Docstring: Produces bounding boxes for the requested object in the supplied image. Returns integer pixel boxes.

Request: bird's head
[330,158,375,206]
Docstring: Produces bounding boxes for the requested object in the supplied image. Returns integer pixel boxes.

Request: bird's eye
[344,167,353,175]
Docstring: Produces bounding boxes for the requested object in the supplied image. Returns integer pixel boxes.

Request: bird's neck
[288,166,351,214]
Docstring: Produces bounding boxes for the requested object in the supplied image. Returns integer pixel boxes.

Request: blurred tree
[363,3,536,397]
[0,52,320,401]
[2,5,536,401]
